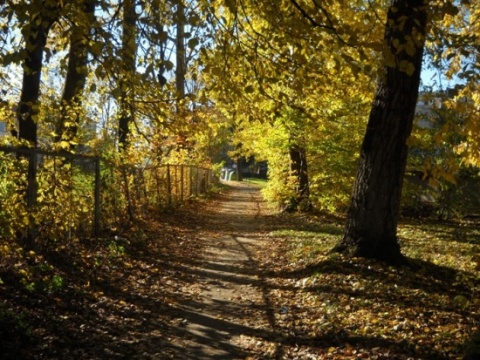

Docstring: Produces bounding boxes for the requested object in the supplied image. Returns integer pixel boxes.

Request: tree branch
[289,0,331,29]
[289,0,354,47]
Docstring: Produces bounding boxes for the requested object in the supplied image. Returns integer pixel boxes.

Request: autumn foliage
[0,0,480,358]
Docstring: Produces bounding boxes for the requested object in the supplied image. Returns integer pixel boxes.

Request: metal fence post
[195,167,199,196]
[26,149,38,247]
[180,165,184,202]
[94,157,101,237]
[174,165,178,201]
[166,164,172,207]
[189,166,193,197]
[154,167,161,207]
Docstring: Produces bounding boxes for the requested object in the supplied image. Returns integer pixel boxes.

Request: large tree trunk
[55,0,96,147]
[14,1,59,248]
[118,0,137,150]
[285,144,311,212]
[334,0,429,264]
[16,1,59,146]
[236,157,243,181]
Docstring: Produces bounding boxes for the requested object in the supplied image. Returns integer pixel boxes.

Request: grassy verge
[250,213,480,359]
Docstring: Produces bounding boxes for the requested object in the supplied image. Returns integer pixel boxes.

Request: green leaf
[399,60,415,76]
[187,38,199,50]
[244,85,254,94]
[163,60,174,71]
[111,87,122,99]
[453,295,470,309]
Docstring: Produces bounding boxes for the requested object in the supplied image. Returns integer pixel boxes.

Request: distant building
[414,87,462,129]
[414,96,442,129]
[0,121,6,136]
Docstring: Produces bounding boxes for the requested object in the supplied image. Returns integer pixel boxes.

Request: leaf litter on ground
[0,188,479,359]
[249,212,480,359]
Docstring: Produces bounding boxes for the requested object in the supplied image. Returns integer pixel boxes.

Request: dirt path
[169,181,277,359]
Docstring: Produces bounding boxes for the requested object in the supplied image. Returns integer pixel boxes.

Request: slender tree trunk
[285,144,311,212]
[16,1,59,146]
[174,0,187,152]
[117,0,138,224]
[118,0,137,150]
[158,24,168,88]
[175,0,186,101]
[334,0,429,264]
[55,0,96,147]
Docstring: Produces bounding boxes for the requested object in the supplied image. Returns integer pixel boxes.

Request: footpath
[168,181,277,359]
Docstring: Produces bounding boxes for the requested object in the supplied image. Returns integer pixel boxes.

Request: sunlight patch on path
[174,183,276,359]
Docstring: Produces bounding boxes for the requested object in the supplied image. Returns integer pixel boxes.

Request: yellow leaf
[399,60,415,76]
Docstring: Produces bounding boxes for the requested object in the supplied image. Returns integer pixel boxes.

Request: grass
[254,214,480,359]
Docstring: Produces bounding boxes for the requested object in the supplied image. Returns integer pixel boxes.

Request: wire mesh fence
[0,146,216,245]
[102,163,216,229]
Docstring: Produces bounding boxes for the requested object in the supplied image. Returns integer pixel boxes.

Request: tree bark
[334,0,429,264]
[118,0,137,150]
[55,0,96,147]
[236,157,243,181]
[175,0,186,101]
[16,1,59,146]
[285,144,311,212]
[13,1,60,248]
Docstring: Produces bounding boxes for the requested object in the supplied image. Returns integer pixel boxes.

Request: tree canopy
[0,0,479,259]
